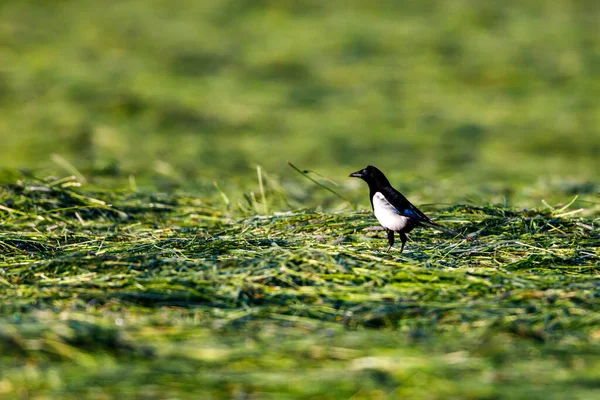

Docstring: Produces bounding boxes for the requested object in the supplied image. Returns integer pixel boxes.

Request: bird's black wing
[380,186,434,224]
[380,186,461,236]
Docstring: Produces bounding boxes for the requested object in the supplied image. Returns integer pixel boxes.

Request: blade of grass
[287,161,355,211]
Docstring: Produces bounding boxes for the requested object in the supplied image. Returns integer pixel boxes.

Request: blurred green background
[0,0,598,206]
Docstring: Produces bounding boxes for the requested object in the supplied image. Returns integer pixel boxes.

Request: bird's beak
[349,170,363,178]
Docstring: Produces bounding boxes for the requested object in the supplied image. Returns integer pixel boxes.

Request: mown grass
[1,0,600,398]
[1,175,598,399]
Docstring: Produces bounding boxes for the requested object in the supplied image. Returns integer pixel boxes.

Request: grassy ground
[0,175,598,399]
[1,0,600,398]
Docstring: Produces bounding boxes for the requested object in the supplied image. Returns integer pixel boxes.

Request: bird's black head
[349,165,390,188]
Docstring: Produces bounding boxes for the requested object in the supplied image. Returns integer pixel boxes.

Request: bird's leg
[386,229,395,252]
[399,232,408,253]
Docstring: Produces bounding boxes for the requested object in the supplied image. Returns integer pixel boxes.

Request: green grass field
[1,0,599,398]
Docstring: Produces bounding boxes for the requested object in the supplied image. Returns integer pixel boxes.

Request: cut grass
[0,175,598,399]
[1,0,599,397]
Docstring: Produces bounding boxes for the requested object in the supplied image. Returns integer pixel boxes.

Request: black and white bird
[349,165,452,253]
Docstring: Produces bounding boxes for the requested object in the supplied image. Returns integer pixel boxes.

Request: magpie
[349,165,453,253]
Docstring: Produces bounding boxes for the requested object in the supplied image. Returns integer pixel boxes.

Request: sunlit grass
[0,0,599,397]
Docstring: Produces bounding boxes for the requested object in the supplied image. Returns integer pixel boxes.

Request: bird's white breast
[372,192,410,231]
